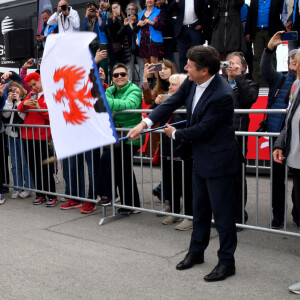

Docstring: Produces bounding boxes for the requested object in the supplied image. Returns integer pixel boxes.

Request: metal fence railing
[1,108,299,252]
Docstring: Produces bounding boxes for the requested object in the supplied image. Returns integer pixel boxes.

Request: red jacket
[17,92,51,140]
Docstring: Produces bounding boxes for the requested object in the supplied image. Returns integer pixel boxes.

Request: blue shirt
[257,0,271,28]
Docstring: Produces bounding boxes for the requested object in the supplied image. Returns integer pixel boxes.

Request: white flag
[41,32,118,160]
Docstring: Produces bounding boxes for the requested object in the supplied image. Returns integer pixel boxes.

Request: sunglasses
[113,72,127,78]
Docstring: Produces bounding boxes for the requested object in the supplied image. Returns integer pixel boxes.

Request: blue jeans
[62,151,94,199]
[7,135,34,191]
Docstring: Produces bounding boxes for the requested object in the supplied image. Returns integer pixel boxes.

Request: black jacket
[245,0,284,39]
[230,74,259,132]
[168,0,207,38]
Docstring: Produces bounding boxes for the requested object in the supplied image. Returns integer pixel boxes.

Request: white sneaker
[175,219,193,231]
[162,216,182,225]
[19,190,31,199]
[289,282,300,294]
[11,190,20,199]
[0,194,6,205]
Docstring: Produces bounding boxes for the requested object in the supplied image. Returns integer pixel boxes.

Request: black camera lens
[61,4,67,11]
[90,8,96,12]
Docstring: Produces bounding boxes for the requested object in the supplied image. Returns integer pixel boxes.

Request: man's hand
[127,122,148,140]
[194,24,201,31]
[164,123,175,138]
[273,149,285,164]
[124,18,129,26]
[94,49,107,64]
[23,58,34,69]
[228,62,242,78]
[286,20,292,32]
[267,31,285,51]
[37,35,45,42]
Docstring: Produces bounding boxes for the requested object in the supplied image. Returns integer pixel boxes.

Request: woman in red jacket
[17,72,56,206]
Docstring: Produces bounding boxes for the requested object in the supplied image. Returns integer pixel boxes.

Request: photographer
[82,1,108,57]
[223,52,259,225]
[47,0,80,33]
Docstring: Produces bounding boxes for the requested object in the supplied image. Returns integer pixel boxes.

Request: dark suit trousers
[189,172,237,266]
[177,27,202,73]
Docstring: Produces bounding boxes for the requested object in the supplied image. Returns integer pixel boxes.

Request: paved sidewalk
[0,175,299,300]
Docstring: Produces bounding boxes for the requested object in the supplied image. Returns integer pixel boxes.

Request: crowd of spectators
[1,0,300,233]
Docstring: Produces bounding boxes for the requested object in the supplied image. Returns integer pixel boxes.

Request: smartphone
[151,63,162,72]
[9,88,16,93]
[30,92,37,100]
[104,0,108,2]
[160,94,170,101]
[99,43,107,51]
[1,78,5,84]
[281,31,298,41]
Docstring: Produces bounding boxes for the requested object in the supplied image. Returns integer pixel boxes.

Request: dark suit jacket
[245,0,284,39]
[148,74,239,178]
[168,0,207,38]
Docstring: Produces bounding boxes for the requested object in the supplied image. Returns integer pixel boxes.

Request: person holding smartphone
[136,0,165,64]
[47,0,80,33]
[17,73,57,207]
[2,82,34,200]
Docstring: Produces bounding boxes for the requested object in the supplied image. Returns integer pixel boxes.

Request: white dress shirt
[144,75,215,139]
[183,0,198,25]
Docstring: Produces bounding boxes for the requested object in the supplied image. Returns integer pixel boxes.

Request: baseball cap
[289,49,300,57]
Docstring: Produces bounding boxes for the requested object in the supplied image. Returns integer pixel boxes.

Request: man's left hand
[194,24,201,30]
[164,123,175,138]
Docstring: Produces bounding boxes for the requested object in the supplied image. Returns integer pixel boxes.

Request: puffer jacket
[105,82,143,146]
[260,47,296,132]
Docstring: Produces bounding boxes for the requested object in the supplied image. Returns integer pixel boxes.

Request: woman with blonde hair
[2,81,33,199]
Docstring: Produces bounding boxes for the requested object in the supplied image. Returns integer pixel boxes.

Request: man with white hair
[47,0,80,33]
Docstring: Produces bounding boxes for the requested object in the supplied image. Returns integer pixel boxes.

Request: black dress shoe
[204,264,235,282]
[176,253,204,270]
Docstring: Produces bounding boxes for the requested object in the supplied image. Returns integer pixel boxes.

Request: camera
[90,8,96,12]
[220,61,231,68]
[9,88,16,93]
[61,4,68,11]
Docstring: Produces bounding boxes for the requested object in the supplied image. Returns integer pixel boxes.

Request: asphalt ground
[0,169,300,300]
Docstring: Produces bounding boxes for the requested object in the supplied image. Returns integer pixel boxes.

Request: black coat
[209,0,246,53]
[245,0,284,39]
[230,74,259,132]
[168,0,207,39]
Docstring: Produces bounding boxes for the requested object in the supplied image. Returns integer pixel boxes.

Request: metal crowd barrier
[1,108,299,250]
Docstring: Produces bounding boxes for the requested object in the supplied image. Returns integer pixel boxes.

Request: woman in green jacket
[98,63,143,215]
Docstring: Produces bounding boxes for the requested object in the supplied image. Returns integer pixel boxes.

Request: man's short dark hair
[112,63,128,73]
[41,9,52,15]
[187,46,220,75]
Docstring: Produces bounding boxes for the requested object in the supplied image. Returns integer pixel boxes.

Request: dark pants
[23,139,56,199]
[189,172,237,266]
[62,150,97,199]
[162,157,193,216]
[235,136,248,223]
[177,27,202,73]
[291,169,300,224]
[0,132,10,186]
[253,29,276,84]
[98,144,140,207]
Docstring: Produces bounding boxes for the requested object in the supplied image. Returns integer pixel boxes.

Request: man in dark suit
[128,45,239,282]
[168,0,207,73]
